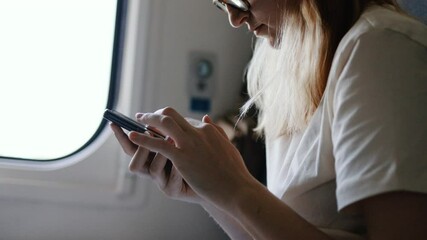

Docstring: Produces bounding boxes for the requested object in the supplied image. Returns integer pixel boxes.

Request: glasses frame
[212,0,249,12]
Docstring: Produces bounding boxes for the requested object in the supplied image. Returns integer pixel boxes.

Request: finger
[138,108,190,130]
[129,131,182,163]
[202,114,212,123]
[163,165,184,198]
[129,146,151,174]
[137,112,188,146]
[168,165,182,186]
[149,153,169,187]
[110,123,137,155]
[185,117,204,128]
[140,107,194,133]
[156,107,194,131]
[202,115,229,139]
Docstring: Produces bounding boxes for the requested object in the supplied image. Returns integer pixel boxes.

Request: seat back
[398,0,427,24]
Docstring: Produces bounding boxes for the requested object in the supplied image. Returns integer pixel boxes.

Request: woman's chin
[253,30,279,48]
[270,37,282,48]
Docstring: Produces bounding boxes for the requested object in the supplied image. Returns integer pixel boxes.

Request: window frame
[0,0,128,163]
[0,0,156,208]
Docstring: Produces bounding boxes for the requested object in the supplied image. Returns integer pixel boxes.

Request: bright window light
[0,0,118,160]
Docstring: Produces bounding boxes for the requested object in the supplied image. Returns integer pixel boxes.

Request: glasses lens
[213,0,227,12]
[226,0,249,11]
[213,0,248,12]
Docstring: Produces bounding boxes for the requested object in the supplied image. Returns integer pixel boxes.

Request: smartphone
[103,109,166,139]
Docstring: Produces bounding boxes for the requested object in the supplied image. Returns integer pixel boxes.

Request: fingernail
[136,113,143,119]
[203,114,211,122]
[165,136,175,144]
[129,131,139,141]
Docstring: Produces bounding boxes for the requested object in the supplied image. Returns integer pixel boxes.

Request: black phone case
[103,109,165,139]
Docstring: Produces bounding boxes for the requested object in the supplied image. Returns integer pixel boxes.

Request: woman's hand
[128,107,256,211]
[110,119,201,204]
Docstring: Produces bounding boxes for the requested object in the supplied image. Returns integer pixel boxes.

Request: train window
[0,0,125,161]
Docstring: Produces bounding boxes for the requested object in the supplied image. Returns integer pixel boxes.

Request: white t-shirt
[266,5,427,239]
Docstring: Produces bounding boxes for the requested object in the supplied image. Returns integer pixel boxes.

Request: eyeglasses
[212,0,249,12]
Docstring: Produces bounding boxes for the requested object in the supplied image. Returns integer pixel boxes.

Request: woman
[111,0,427,239]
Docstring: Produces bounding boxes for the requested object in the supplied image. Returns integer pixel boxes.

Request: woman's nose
[227,5,249,28]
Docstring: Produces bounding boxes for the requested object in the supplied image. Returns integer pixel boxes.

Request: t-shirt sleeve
[332,28,427,210]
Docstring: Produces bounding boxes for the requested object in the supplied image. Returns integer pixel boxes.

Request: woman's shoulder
[342,5,427,50]
[328,5,427,85]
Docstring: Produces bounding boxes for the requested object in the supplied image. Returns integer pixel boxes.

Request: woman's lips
[248,23,262,32]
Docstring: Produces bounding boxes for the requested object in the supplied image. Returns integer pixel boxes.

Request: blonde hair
[241,0,399,139]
